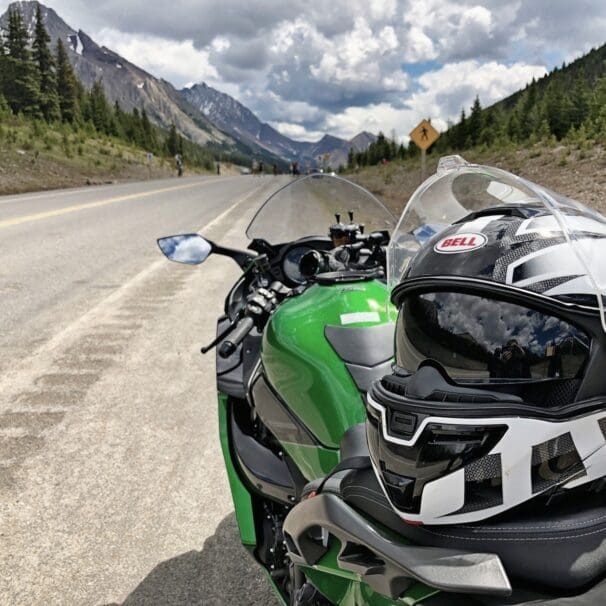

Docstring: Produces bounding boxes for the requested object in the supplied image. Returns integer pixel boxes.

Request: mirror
[157,234,213,265]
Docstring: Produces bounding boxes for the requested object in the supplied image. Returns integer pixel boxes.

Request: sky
[3,0,606,142]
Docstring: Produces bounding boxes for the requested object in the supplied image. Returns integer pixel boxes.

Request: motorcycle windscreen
[246,174,396,243]
[387,156,606,333]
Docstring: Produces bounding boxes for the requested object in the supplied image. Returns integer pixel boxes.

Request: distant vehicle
[240,167,252,175]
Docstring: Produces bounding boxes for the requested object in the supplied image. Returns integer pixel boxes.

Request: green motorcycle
[158,169,606,605]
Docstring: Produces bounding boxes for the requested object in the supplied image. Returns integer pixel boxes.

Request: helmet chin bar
[367,392,606,525]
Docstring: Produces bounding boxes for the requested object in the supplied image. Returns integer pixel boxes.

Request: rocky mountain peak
[2,1,377,165]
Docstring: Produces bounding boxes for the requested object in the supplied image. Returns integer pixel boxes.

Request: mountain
[349,132,377,151]
[1,1,376,165]
[181,82,301,159]
[439,42,606,154]
[1,1,231,147]
[182,82,375,166]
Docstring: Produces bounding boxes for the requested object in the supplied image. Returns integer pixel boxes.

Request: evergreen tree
[454,109,468,149]
[2,7,41,117]
[5,7,29,60]
[468,96,483,146]
[88,79,110,133]
[112,100,125,137]
[32,4,60,121]
[347,147,355,168]
[166,123,179,156]
[55,39,79,123]
[140,108,156,150]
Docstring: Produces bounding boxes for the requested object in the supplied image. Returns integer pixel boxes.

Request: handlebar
[218,316,255,359]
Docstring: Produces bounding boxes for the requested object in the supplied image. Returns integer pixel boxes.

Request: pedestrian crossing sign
[410,119,440,151]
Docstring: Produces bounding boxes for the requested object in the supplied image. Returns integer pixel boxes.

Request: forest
[349,43,606,169]
[0,5,223,170]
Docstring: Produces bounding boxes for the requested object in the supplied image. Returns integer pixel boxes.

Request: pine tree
[140,108,156,150]
[5,7,29,60]
[2,7,41,117]
[111,100,125,137]
[32,4,60,121]
[166,123,179,156]
[347,147,355,168]
[468,96,483,146]
[455,109,468,149]
[55,39,79,123]
[89,79,110,133]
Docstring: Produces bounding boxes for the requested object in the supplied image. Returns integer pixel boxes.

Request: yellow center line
[0,178,222,229]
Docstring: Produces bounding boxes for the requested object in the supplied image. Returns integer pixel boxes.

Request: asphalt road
[0,175,286,605]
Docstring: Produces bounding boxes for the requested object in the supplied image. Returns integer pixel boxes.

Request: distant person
[217,162,221,175]
[259,161,264,175]
[175,154,183,177]
[273,163,278,176]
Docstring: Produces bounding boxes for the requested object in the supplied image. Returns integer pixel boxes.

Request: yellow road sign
[410,119,440,151]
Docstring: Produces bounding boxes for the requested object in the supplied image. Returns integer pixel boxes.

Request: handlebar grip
[218,316,255,359]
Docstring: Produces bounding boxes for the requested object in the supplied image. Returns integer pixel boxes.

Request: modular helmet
[367,156,606,525]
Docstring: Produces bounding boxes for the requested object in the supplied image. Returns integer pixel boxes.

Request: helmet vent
[457,454,504,515]
[598,417,606,440]
[531,433,586,495]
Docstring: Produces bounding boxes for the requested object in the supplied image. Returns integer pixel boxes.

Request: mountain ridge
[182,81,376,167]
[2,1,376,166]
[1,1,232,148]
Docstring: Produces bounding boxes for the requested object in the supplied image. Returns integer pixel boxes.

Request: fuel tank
[261,280,394,450]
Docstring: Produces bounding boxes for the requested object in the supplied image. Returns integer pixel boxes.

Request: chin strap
[309,456,372,498]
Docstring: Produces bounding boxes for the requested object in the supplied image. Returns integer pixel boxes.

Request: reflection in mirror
[157,234,213,265]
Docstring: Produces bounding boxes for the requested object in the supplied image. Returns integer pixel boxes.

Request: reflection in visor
[396,292,590,383]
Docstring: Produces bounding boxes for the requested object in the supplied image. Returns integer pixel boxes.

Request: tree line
[0,5,216,169]
[349,42,606,169]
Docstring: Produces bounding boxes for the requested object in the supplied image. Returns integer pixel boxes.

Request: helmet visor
[396,291,591,382]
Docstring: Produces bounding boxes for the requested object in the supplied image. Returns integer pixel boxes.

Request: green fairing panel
[217,392,257,546]
[262,281,393,449]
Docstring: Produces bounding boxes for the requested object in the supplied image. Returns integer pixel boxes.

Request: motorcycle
[158,166,606,605]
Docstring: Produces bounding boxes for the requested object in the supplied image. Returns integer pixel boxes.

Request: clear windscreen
[246,174,396,243]
[388,156,606,332]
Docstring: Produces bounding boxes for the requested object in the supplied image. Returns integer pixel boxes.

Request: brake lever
[201,318,240,354]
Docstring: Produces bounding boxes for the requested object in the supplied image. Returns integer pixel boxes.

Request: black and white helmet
[367,156,606,525]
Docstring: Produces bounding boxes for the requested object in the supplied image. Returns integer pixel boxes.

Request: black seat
[320,424,606,592]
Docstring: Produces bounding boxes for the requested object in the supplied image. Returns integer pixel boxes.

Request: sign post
[409,119,440,182]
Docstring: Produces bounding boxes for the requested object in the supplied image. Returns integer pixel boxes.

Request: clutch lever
[200,317,240,354]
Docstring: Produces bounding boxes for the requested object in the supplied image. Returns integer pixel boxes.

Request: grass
[347,140,606,216]
[0,116,211,195]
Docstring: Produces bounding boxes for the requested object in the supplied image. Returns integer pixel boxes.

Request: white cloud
[269,122,325,141]
[402,27,437,62]
[410,60,548,120]
[1,0,602,144]
[318,59,546,141]
[95,29,219,86]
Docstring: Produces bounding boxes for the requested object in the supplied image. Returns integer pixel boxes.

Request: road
[0,175,286,605]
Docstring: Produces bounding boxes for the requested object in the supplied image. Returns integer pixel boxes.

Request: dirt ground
[0,146,240,196]
[350,144,606,216]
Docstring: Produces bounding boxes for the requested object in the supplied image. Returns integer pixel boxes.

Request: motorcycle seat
[308,424,606,592]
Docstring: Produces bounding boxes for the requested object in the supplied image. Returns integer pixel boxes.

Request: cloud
[265,16,409,112]
[1,0,603,141]
[269,122,325,142]
[309,59,546,140]
[95,29,219,86]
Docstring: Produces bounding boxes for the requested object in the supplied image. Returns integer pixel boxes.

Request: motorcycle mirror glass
[157,234,213,265]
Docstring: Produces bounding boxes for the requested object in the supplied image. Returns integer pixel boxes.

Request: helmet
[368,157,606,525]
